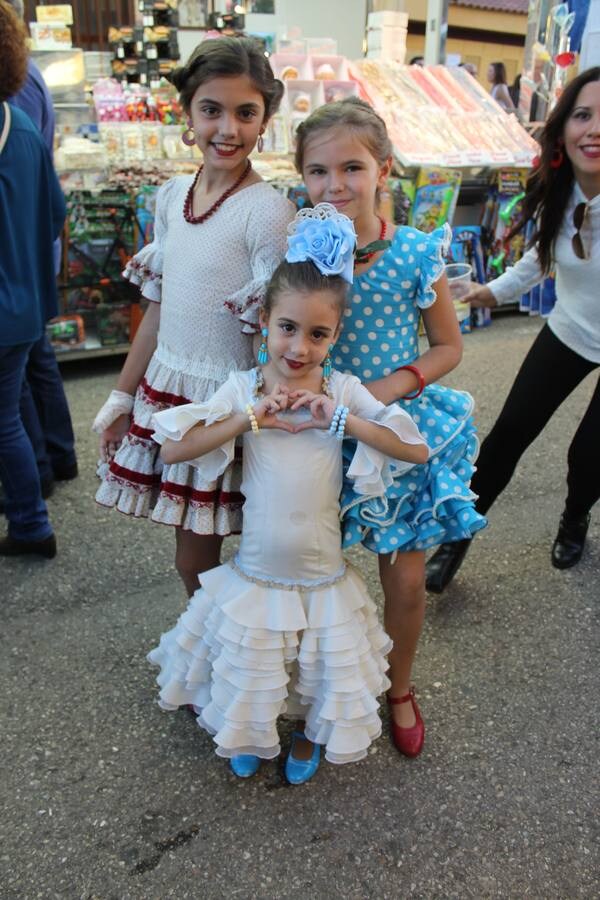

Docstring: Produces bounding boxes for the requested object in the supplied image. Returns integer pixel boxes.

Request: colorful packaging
[410,167,462,233]
[47,315,86,350]
[483,168,529,279]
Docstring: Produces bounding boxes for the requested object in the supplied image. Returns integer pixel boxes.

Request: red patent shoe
[387,686,425,758]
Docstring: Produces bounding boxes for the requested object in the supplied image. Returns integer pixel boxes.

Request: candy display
[350,60,539,167]
[52,37,544,359]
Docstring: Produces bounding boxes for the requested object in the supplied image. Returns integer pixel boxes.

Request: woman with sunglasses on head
[427,66,600,592]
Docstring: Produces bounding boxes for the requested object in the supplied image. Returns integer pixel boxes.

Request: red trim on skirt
[140,378,191,407]
[109,461,160,486]
[160,480,244,506]
[130,422,155,440]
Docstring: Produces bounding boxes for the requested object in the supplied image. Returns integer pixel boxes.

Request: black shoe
[53,461,78,481]
[551,513,590,570]
[425,539,472,594]
[41,478,55,499]
[0,533,57,559]
[0,479,53,516]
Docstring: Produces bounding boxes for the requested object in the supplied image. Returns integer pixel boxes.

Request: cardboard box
[36,4,73,24]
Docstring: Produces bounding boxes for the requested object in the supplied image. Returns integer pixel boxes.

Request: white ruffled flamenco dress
[147,369,426,765]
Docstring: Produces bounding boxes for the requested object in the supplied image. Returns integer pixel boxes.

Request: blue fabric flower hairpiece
[286,202,357,284]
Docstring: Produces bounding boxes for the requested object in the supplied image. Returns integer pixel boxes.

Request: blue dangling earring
[322,343,334,378]
[257,327,269,364]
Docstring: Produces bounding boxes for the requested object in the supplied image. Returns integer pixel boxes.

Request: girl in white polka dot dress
[296,98,486,757]
[92,39,294,596]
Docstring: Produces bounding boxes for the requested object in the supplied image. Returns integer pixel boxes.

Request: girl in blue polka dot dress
[296,98,486,757]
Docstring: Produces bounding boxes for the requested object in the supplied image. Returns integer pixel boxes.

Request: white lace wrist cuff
[92,390,135,433]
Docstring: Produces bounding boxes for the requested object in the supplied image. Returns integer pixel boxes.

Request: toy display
[47,315,86,351]
[481,169,529,279]
[411,168,462,234]
[53,190,144,352]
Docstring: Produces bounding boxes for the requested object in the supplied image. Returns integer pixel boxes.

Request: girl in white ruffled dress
[147,205,428,783]
[92,38,294,594]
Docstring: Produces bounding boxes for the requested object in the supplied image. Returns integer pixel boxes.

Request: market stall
[31,4,545,358]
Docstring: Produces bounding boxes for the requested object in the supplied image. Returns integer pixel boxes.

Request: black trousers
[472,324,600,521]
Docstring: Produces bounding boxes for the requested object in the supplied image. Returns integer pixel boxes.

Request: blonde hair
[294,97,392,172]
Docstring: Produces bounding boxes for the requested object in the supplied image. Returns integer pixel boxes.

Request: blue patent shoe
[230,754,261,778]
[285,731,321,785]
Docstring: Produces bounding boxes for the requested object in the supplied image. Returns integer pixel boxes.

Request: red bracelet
[397,364,426,399]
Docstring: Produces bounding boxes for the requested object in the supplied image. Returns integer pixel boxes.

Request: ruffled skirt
[95,353,243,534]
[147,562,392,765]
[341,384,487,554]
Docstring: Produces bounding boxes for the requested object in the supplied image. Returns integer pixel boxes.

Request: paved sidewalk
[1,316,598,899]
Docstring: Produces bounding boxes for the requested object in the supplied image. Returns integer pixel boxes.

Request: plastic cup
[445,262,473,301]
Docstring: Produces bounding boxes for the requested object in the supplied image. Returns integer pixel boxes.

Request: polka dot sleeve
[415,223,451,310]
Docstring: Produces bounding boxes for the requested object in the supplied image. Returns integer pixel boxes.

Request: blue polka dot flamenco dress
[334,224,487,554]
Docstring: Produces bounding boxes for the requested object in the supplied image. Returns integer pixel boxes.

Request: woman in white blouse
[427,66,600,591]
[487,62,516,112]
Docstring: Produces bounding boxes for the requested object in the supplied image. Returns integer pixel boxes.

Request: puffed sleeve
[122,178,177,302]
[150,371,247,479]
[415,223,452,309]
[223,189,295,333]
[334,373,428,497]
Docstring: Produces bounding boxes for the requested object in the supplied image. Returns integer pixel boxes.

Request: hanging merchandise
[519,221,557,317]
[410,168,462,233]
[448,228,491,330]
[481,169,529,280]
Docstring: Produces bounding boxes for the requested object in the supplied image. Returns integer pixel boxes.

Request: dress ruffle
[122,244,163,303]
[416,223,452,309]
[341,384,487,554]
[147,562,391,764]
[223,275,269,335]
[95,353,243,535]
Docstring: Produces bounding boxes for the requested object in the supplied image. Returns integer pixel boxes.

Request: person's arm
[159,384,294,464]
[161,412,249,465]
[473,244,544,306]
[93,179,173,456]
[290,391,428,465]
[366,273,463,406]
[114,301,160,394]
[345,412,429,464]
[94,302,161,461]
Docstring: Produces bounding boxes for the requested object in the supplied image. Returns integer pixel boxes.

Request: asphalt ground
[1,315,598,899]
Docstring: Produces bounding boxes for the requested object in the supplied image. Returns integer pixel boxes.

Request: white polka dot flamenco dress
[95,177,294,534]
[147,369,426,764]
[335,224,487,554]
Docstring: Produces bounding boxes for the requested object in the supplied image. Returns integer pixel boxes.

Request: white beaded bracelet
[245,403,260,434]
[328,405,344,435]
[335,406,349,440]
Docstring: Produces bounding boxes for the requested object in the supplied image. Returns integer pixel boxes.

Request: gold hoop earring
[181,126,196,147]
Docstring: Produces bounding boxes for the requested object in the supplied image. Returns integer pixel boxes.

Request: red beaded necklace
[354,217,389,267]
[183,160,252,225]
